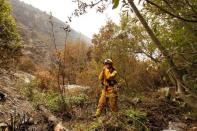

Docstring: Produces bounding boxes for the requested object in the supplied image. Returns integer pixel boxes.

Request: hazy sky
[19,0,122,38]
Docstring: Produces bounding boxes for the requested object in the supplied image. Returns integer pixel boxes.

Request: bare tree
[60,24,71,94]
[48,13,71,108]
[49,13,61,90]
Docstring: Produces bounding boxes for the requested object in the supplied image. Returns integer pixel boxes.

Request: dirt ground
[0,71,197,131]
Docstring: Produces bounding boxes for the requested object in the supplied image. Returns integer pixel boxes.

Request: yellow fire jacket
[99,68,117,86]
[99,67,118,97]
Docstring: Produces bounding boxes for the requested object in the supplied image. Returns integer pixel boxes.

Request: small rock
[28,117,34,123]
[0,123,7,127]
[14,71,35,84]
[158,87,176,99]
[169,122,187,131]
[132,97,141,104]
[54,122,68,131]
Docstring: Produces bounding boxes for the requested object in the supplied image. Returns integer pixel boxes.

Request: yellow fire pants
[95,86,118,117]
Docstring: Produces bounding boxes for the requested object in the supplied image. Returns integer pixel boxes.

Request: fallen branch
[38,105,69,131]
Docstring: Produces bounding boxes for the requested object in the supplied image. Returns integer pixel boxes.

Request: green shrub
[124,109,149,131]
[0,0,22,69]
[18,79,39,101]
[18,80,89,113]
[17,79,65,112]
[64,93,88,107]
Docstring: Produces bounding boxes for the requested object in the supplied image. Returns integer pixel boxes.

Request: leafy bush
[18,79,89,113]
[0,0,22,69]
[124,109,149,131]
[17,79,65,112]
[19,79,38,101]
[82,109,149,131]
[35,69,57,90]
[33,90,67,112]
[64,93,88,107]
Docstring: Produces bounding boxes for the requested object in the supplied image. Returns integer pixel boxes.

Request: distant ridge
[8,0,91,68]
[9,0,91,48]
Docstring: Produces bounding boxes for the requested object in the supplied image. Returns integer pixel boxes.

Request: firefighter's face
[104,63,110,68]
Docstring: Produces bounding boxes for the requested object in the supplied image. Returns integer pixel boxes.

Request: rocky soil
[0,70,67,131]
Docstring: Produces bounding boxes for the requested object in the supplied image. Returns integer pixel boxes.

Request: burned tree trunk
[0,91,6,102]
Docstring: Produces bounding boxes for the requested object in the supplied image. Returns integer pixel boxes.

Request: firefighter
[95,59,119,117]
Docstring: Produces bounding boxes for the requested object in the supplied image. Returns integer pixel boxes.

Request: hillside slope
[8,0,91,68]
[9,0,91,48]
